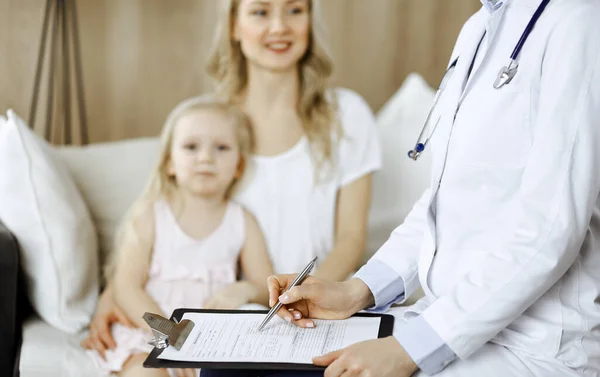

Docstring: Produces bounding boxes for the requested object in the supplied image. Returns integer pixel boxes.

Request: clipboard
[143,308,395,371]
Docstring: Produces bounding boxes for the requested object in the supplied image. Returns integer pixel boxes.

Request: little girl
[87,101,274,377]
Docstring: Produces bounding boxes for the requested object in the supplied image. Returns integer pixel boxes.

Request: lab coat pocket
[491,306,563,357]
[459,84,532,169]
[491,284,563,357]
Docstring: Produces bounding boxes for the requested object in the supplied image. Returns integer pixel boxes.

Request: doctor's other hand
[267,275,374,327]
[313,337,418,377]
[80,287,135,359]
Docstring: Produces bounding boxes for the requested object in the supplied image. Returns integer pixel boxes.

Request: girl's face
[234,0,310,73]
[168,110,241,198]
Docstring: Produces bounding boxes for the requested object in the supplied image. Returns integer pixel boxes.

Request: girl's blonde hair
[104,100,254,283]
[142,100,253,203]
[206,0,340,172]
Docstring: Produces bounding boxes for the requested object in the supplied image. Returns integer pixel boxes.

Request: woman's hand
[313,337,418,377]
[80,288,135,358]
[266,275,374,328]
[204,281,258,310]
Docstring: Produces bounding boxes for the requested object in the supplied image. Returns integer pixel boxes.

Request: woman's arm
[113,203,164,329]
[237,210,274,306]
[313,174,372,281]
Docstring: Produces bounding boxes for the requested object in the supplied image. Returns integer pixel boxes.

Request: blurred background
[0,0,480,145]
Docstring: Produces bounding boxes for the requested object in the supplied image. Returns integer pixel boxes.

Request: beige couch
[11,74,435,377]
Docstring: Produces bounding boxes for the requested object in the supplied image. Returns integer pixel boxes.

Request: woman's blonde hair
[103,100,254,282]
[206,0,340,172]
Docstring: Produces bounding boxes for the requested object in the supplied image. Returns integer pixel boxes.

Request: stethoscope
[408,0,550,161]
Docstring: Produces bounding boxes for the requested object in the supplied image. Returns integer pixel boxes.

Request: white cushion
[0,110,98,333]
[56,137,161,275]
[20,316,102,377]
[367,73,436,258]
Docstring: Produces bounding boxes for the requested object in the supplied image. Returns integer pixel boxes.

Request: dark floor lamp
[29,0,88,145]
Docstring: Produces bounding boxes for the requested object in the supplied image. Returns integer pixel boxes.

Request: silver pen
[257,256,318,332]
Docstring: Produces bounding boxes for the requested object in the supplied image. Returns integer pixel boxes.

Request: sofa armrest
[0,219,29,376]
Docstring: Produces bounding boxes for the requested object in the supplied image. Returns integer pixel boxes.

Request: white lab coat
[373,0,600,375]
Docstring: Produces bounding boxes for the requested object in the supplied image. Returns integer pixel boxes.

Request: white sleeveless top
[235,88,382,273]
[145,199,245,316]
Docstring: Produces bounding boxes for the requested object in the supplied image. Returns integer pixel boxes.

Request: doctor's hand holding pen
[266,274,419,377]
[266,275,372,327]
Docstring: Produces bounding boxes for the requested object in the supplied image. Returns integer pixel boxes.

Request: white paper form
[158,312,381,364]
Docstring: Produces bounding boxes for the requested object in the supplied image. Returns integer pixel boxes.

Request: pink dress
[87,199,245,375]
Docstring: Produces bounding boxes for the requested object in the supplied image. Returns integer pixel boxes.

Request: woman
[82,0,380,376]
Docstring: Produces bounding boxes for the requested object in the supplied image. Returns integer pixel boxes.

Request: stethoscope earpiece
[408,142,425,160]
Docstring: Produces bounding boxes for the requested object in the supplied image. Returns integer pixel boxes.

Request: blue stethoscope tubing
[511,0,550,60]
[408,0,551,161]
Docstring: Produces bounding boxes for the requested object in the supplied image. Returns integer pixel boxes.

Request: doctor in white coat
[266,0,600,376]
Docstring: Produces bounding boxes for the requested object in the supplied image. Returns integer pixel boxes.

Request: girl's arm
[313,174,372,282]
[113,203,164,328]
[238,210,274,306]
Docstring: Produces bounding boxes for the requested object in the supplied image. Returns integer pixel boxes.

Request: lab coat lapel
[430,12,487,196]
[459,5,509,104]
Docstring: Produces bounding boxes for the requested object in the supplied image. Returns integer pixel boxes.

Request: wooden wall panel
[0,0,480,144]
[0,0,44,131]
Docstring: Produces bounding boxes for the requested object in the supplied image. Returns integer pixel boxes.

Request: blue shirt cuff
[353,260,405,312]
[395,315,457,375]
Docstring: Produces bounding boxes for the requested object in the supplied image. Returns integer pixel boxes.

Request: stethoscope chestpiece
[494,59,518,89]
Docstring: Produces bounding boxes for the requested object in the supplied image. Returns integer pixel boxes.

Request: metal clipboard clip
[143,312,195,351]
